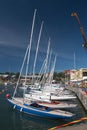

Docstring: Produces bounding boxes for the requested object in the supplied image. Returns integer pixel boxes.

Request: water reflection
[11,110,70,130]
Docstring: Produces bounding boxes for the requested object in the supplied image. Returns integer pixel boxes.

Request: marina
[48,86,87,130]
[0,84,87,130]
[5,9,77,121]
[1,1,87,130]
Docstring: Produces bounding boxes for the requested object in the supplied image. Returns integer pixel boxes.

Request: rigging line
[12,44,29,98]
[13,9,37,99]
[36,58,46,84]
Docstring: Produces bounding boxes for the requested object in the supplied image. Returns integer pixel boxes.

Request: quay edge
[53,86,87,130]
[66,86,87,111]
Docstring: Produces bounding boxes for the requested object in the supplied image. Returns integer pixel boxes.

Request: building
[64,68,87,86]
[70,68,87,82]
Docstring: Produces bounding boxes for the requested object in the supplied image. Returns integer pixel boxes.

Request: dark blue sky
[0,0,87,73]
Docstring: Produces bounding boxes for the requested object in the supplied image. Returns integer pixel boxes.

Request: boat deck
[10,98,74,116]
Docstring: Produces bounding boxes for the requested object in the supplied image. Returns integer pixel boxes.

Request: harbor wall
[77,89,87,110]
[66,86,87,111]
[57,86,87,130]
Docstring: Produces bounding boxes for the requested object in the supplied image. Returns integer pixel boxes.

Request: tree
[15,72,20,79]
[53,72,65,82]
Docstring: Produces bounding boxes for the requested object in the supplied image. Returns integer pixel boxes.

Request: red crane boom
[71,12,87,48]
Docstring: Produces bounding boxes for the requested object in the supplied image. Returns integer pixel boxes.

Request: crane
[71,12,87,48]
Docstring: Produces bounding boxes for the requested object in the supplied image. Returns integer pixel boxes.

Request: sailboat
[24,55,77,109]
[24,51,76,105]
[6,9,75,119]
[34,100,77,109]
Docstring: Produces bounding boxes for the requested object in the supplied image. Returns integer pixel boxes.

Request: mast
[48,54,57,84]
[12,9,37,99]
[44,38,50,74]
[32,21,43,84]
[41,38,50,85]
[74,52,76,70]
[23,9,37,100]
[48,50,52,72]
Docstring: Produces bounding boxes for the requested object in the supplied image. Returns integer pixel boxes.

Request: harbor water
[0,85,87,130]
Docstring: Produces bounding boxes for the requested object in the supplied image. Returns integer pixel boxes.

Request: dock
[49,86,87,130]
[66,86,87,110]
[60,86,87,130]
[58,123,87,130]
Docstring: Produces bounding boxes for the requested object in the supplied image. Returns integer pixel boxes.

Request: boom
[71,12,87,48]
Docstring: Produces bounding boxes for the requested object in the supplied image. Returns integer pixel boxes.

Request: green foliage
[15,72,20,79]
[53,72,65,82]
[0,71,66,83]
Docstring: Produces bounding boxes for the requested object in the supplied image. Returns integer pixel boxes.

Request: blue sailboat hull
[7,99,74,119]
